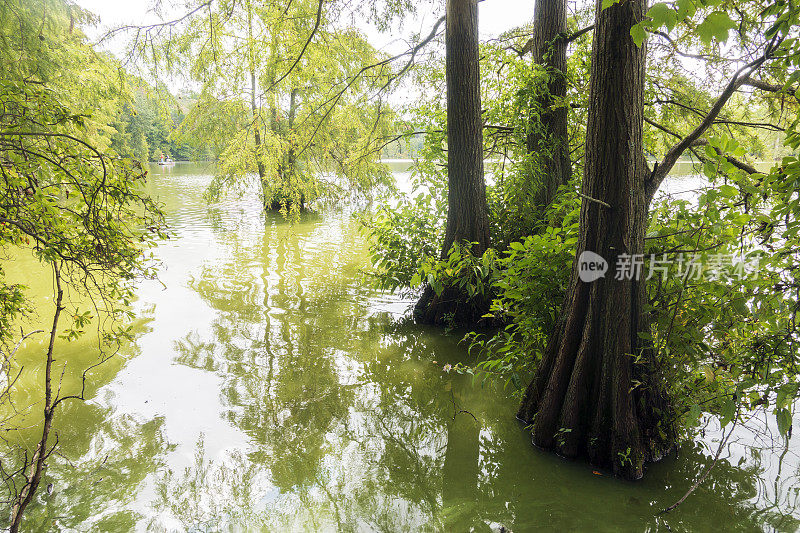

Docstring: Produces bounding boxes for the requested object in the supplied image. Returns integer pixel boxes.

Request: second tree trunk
[517,0,674,480]
[414,0,491,326]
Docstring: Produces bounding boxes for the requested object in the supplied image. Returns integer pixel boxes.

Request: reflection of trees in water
[157,211,799,532]
[157,215,363,529]
[15,410,170,532]
[651,422,800,532]
[0,304,171,532]
[148,435,267,532]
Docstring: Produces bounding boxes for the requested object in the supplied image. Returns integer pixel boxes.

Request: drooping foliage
[143,0,398,214]
[0,0,166,527]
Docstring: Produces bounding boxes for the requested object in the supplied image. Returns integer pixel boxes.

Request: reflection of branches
[0,330,42,410]
[8,263,63,532]
[449,391,477,422]
[662,417,739,514]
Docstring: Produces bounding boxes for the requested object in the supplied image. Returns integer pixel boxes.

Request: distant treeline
[111,82,214,162]
[380,133,424,160]
[112,80,424,163]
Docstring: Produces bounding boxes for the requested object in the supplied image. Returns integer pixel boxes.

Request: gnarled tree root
[517,277,675,480]
[413,284,494,327]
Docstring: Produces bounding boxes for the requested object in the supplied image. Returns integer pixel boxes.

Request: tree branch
[742,77,794,93]
[517,25,594,56]
[646,40,780,199]
[384,16,446,88]
[263,0,324,93]
[564,24,595,44]
[644,117,759,175]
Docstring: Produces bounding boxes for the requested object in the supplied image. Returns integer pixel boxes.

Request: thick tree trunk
[440,0,489,257]
[526,0,571,213]
[414,0,491,326]
[517,0,674,480]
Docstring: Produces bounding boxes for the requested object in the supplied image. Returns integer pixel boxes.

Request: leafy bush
[361,189,445,294]
[466,186,580,386]
[640,135,800,435]
[414,243,498,297]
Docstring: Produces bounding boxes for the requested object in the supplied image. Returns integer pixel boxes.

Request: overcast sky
[77,0,535,57]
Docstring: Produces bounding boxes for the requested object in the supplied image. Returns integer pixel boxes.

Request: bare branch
[646,39,780,199]
[98,1,213,44]
[384,15,446,88]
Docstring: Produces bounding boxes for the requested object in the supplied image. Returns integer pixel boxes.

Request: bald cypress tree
[526,0,571,211]
[414,0,491,325]
[517,0,675,480]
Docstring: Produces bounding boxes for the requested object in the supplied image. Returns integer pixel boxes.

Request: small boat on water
[158,157,175,166]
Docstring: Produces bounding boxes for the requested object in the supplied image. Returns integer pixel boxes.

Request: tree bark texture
[517,0,675,480]
[414,0,491,326]
[441,0,490,257]
[526,0,571,212]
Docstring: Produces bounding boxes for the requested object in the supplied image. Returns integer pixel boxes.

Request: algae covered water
[6,163,799,531]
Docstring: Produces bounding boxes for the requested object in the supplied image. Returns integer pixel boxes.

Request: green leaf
[784,70,800,92]
[732,297,749,316]
[777,382,799,408]
[630,23,647,47]
[675,0,698,20]
[719,397,737,426]
[647,3,677,32]
[776,408,793,436]
[696,11,737,44]
[688,404,702,423]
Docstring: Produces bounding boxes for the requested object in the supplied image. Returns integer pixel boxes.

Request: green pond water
[5,162,800,532]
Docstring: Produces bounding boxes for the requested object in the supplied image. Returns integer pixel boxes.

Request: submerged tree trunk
[441,410,481,524]
[517,0,674,480]
[270,88,304,211]
[526,0,571,213]
[414,0,491,325]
